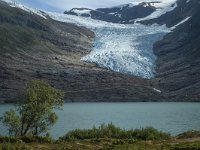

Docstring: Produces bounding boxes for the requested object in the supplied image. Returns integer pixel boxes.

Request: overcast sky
[15,0,146,12]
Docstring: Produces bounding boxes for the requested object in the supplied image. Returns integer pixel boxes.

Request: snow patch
[186,0,190,3]
[1,0,47,19]
[153,88,161,93]
[136,0,177,21]
[71,8,92,17]
[170,16,191,30]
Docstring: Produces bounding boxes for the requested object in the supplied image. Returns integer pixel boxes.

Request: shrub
[131,127,171,140]
[61,123,171,141]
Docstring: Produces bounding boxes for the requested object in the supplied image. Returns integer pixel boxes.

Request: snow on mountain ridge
[70,8,92,17]
[136,0,177,21]
[104,0,177,9]
[1,0,47,19]
[65,0,178,24]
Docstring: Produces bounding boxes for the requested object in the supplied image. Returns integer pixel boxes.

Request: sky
[15,0,146,12]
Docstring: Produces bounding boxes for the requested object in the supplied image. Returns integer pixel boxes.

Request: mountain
[64,0,200,101]
[153,0,200,101]
[0,0,163,103]
[0,0,200,102]
[64,2,157,24]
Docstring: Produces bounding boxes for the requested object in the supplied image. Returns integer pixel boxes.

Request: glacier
[2,0,172,79]
[48,12,170,79]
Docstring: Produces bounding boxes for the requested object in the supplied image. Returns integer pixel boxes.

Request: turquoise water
[0,102,200,138]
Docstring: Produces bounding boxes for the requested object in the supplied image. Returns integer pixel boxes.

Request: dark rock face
[64,3,156,24]
[153,6,200,101]
[0,1,163,103]
[139,0,200,27]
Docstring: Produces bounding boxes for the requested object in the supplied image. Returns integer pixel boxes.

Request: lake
[0,102,200,139]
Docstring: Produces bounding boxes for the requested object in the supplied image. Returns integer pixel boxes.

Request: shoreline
[1,101,200,104]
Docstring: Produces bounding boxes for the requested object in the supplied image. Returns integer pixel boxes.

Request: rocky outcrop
[0,1,163,103]
[64,2,156,24]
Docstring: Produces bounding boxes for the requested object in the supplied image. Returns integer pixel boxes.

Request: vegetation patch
[61,123,171,141]
[0,80,64,137]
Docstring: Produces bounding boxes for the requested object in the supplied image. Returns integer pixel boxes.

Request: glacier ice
[49,12,170,79]
[2,0,171,79]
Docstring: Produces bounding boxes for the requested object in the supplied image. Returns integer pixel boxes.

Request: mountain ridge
[64,2,157,24]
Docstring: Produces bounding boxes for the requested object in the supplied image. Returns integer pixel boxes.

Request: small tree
[0,109,20,136]
[0,80,64,137]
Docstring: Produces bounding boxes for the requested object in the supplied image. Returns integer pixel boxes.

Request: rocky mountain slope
[153,0,200,101]
[0,0,163,103]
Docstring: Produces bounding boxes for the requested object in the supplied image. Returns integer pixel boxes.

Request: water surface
[0,102,200,138]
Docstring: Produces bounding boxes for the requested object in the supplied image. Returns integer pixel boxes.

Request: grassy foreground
[0,124,200,150]
[1,137,200,150]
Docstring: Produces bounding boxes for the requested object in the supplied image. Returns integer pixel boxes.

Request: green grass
[0,124,200,150]
[0,136,53,144]
[171,142,200,150]
[102,141,200,150]
[0,138,200,150]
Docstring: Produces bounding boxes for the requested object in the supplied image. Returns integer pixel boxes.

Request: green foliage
[131,127,170,140]
[19,80,64,136]
[0,80,64,137]
[0,110,20,137]
[61,123,171,141]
